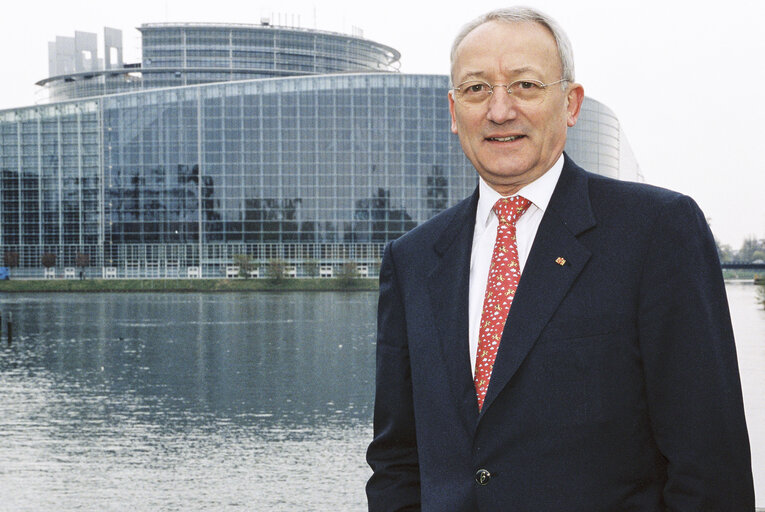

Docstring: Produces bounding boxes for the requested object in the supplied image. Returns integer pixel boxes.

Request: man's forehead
[455,19,556,54]
[452,21,559,81]
[458,66,543,80]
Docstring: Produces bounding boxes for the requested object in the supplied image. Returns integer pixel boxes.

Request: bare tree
[75,253,90,279]
[303,259,319,278]
[233,254,254,278]
[337,261,359,287]
[3,252,19,268]
[41,253,57,268]
[267,259,286,282]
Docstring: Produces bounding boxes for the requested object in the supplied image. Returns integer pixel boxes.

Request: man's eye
[517,81,539,90]
[464,83,487,94]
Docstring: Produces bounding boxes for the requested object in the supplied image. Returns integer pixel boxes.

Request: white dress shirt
[468,155,564,377]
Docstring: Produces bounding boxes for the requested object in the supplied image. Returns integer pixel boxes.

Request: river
[0,282,762,510]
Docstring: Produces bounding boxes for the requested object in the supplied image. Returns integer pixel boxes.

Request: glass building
[0,22,640,278]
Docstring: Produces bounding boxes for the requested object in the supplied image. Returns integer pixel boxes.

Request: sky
[0,0,763,248]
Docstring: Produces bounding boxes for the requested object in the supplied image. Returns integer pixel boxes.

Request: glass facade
[41,23,400,103]
[1,102,102,268]
[566,98,624,179]
[1,24,639,278]
[141,23,399,76]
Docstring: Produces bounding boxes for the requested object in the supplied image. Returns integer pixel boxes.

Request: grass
[0,278,378,293]
[6,274,757,293]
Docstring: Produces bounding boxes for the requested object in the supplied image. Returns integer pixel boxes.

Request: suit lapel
[426,188,482,423]
[480,158,596,416]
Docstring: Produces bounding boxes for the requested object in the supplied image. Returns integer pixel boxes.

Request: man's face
[449,20,584,195]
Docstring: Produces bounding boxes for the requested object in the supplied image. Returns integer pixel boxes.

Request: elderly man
[366,6,754,512]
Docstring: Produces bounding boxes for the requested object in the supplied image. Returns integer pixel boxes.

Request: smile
[486,135,523,142]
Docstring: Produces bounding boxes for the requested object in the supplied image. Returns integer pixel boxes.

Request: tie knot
[493,196,531,226]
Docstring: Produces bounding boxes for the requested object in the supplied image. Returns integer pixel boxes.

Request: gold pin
[555,257,566,266]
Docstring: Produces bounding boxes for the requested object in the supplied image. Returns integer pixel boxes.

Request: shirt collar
[476,154,564,227]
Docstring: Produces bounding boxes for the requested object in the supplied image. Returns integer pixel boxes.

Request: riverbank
[0,278,378,293]
[1,276,760,292]
[723,269,762,281]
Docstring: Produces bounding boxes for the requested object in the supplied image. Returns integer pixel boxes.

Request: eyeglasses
[450,78,568,106]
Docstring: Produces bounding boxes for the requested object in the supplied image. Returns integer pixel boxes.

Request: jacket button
[475,468,491,485]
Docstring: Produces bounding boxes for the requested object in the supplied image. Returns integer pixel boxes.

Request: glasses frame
[450,78,569,105]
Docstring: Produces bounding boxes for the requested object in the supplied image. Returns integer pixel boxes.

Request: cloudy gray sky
[1,0,763,248]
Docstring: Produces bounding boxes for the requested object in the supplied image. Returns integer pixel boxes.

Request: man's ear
[566,83,585,127]
[448,91,459,134]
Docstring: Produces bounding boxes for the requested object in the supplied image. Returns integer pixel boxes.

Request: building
[0,22,641,278]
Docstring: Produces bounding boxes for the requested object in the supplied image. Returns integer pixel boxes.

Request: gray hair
[450,6,575,85]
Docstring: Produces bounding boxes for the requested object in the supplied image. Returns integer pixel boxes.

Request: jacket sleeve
[366,242,421,511]
[636,195,754,510]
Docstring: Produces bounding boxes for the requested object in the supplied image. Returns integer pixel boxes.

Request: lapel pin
[555,257,567,266]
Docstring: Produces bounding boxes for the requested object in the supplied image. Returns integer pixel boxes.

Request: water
[0,284,762,510]
[0,292,377,511]
[728,282,765,506]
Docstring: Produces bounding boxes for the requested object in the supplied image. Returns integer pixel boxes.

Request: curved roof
[39,22,402,102]
[138,22,401,63]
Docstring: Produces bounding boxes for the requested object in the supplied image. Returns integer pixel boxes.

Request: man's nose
[486,87,519,123]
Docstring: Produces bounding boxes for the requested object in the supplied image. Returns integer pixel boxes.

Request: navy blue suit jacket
[366,156,754,511]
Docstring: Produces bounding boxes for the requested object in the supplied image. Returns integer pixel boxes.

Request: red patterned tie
[475,196,531,410]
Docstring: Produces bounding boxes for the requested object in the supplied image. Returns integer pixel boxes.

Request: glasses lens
[456,81,491,104]
[508,81,546,104]
[455,80,549,105]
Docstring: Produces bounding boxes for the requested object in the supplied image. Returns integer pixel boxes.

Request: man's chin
[478,165,549,194]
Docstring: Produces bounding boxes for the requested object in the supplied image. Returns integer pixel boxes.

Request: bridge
[721,262,765,270]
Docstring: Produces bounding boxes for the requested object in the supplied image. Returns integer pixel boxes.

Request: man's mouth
[486,135,524,142]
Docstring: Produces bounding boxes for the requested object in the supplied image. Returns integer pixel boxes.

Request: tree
[75,253,90,279]
[736,236,765,263]
[3,251,19,268]
[337,261,360,287]
[715,238,734,263]
[41,253,56,268]
[267,258,286,282]
[75,253,90,268]
[303,259,319,278]
[233,254,254,278]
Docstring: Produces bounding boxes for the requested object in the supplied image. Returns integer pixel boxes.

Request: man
[366,7,754,512]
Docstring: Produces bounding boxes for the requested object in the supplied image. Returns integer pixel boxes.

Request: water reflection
[0,292,376,510]
[0,285,763,510]
[727,282,765,505]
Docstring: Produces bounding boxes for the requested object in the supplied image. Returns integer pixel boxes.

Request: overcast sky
[1,0,763,248]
